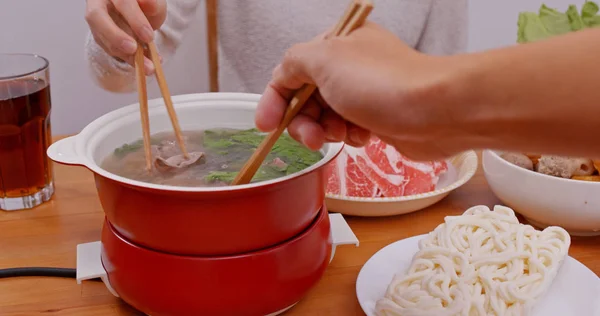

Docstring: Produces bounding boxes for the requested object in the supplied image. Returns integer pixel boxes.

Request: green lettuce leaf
[518,1,600,43]
[540,4,572,35]
[582,1,600,26]
[517,12,551,43]
[566,4,585,31]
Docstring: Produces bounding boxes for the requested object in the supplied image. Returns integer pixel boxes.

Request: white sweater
[85,0,468,94]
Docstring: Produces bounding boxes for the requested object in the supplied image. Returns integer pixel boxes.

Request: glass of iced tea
[0,54,53,211]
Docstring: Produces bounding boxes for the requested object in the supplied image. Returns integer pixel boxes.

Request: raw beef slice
[325,137,448,198]
[326,149,378,197]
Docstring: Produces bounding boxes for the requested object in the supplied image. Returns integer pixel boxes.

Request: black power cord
[0,267,76,279]
[0,267,101,281]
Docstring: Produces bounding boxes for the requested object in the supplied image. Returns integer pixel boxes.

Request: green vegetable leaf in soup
[203,130,235,149]
[113,138,160,159]
[205,171,238,183]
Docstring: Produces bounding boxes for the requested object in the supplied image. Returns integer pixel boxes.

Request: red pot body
[94,166,325,256]
[101,208,332,316]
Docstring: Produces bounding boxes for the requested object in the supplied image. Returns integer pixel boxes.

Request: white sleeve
[84,0,203,93]
[416,0,469,55]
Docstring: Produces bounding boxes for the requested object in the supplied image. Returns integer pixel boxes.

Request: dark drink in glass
[0,54,54,211]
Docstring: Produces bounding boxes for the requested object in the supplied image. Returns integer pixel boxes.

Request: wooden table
[1,149,599,316]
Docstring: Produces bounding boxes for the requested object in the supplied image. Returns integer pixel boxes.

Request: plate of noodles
[356,205,600,316]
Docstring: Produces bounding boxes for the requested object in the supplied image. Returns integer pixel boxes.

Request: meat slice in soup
[150,137,205,171]
[100,128,324,187]
[154,151,205,171]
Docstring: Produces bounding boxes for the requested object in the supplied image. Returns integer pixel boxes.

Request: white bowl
[325,151,478,217]
[482,150,600,236]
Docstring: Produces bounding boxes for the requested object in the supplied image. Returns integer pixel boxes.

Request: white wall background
[0,0,208,135]
[467,0,582,51]
[0,0,581,134]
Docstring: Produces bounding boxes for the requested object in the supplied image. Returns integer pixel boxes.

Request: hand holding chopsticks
[134,41,188,171]
[231,0,374,185]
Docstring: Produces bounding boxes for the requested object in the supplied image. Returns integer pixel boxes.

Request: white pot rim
[47,92,344,193]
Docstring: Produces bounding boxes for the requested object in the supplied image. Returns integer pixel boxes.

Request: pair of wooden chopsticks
[231,0,374,185]
[135,42,188,171]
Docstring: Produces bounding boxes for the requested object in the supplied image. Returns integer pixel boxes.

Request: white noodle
[375,205,571,316]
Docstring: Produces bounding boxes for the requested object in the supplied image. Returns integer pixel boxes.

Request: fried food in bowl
[483,150,600,236]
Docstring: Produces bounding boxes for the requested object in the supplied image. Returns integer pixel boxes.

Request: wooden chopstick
[133,41,190,172]
[206,0,219,92]
[330,0,361,37]
[339,1,373,35]
[134,44,153,171]
[231,0,373,185]
[134,42,189,171]
[147,42,189,159]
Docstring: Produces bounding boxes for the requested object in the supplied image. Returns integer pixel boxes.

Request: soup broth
[100,128,324,187]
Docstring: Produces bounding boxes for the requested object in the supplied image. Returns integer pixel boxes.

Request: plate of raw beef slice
[324,137,478,216]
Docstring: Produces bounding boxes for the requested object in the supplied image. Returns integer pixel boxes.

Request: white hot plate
[356,234,600,316]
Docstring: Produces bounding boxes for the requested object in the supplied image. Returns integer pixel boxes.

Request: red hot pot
[47,93,343,256]
[100,207,334,316]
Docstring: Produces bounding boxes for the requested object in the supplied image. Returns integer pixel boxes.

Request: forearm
[444,28,600,158]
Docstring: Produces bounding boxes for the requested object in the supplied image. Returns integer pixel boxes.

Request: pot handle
[329,213,359,263]
[47,136,83,166]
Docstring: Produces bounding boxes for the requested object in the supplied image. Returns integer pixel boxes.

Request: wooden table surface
[1,149,599,316]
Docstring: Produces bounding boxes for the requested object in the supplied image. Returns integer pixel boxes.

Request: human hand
[85,0,167,74]
[255,22,462,161]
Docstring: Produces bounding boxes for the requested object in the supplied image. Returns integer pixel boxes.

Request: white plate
[356,234,600,316]
[325,151,478,217]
